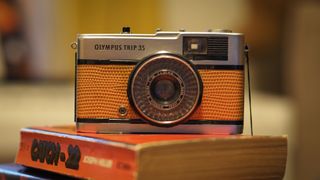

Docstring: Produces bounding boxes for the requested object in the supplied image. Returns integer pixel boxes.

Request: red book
[15,126,287,180]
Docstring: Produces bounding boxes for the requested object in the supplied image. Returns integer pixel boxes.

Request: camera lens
[153,79,176,101]
[150,71,181,105]
[128,53,202,127]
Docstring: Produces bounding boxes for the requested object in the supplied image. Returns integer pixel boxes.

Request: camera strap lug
[245,44,254,136]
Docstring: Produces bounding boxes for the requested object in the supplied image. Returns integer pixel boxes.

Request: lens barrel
[128,53,203,127]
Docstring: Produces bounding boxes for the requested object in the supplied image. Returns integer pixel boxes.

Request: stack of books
[0,125,287,179]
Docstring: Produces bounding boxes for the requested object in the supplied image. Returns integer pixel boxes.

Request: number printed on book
[30,138,81,170]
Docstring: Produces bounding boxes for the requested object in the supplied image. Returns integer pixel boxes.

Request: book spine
[15,129,137,180]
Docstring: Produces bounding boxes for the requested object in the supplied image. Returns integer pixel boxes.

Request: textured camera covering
[76,64,243,121]
[77,65,140,119]
[191,69,243,120]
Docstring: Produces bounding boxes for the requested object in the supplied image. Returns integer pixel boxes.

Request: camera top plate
[76,31,244,66]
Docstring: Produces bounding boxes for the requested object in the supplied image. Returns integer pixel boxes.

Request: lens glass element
[150,73,180,104]
[148,70,184,109]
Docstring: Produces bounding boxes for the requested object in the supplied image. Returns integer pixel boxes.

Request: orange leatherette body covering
[76,64,244,121]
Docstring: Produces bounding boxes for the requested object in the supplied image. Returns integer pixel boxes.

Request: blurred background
[0,0,319,179]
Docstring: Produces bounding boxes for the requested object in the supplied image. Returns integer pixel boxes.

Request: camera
[74,28,245,134]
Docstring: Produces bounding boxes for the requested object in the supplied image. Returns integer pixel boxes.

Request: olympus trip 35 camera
[74,28,245,134]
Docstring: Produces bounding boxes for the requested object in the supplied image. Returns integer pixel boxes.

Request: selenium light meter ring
[127,53,203,127]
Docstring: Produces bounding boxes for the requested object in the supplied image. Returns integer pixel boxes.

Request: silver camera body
[75,29,245,134]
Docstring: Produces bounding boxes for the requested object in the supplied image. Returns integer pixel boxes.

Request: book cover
[15,126,287,180]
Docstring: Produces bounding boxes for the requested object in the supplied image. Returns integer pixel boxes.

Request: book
[15,126,287,180]
[0,163,78,180]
